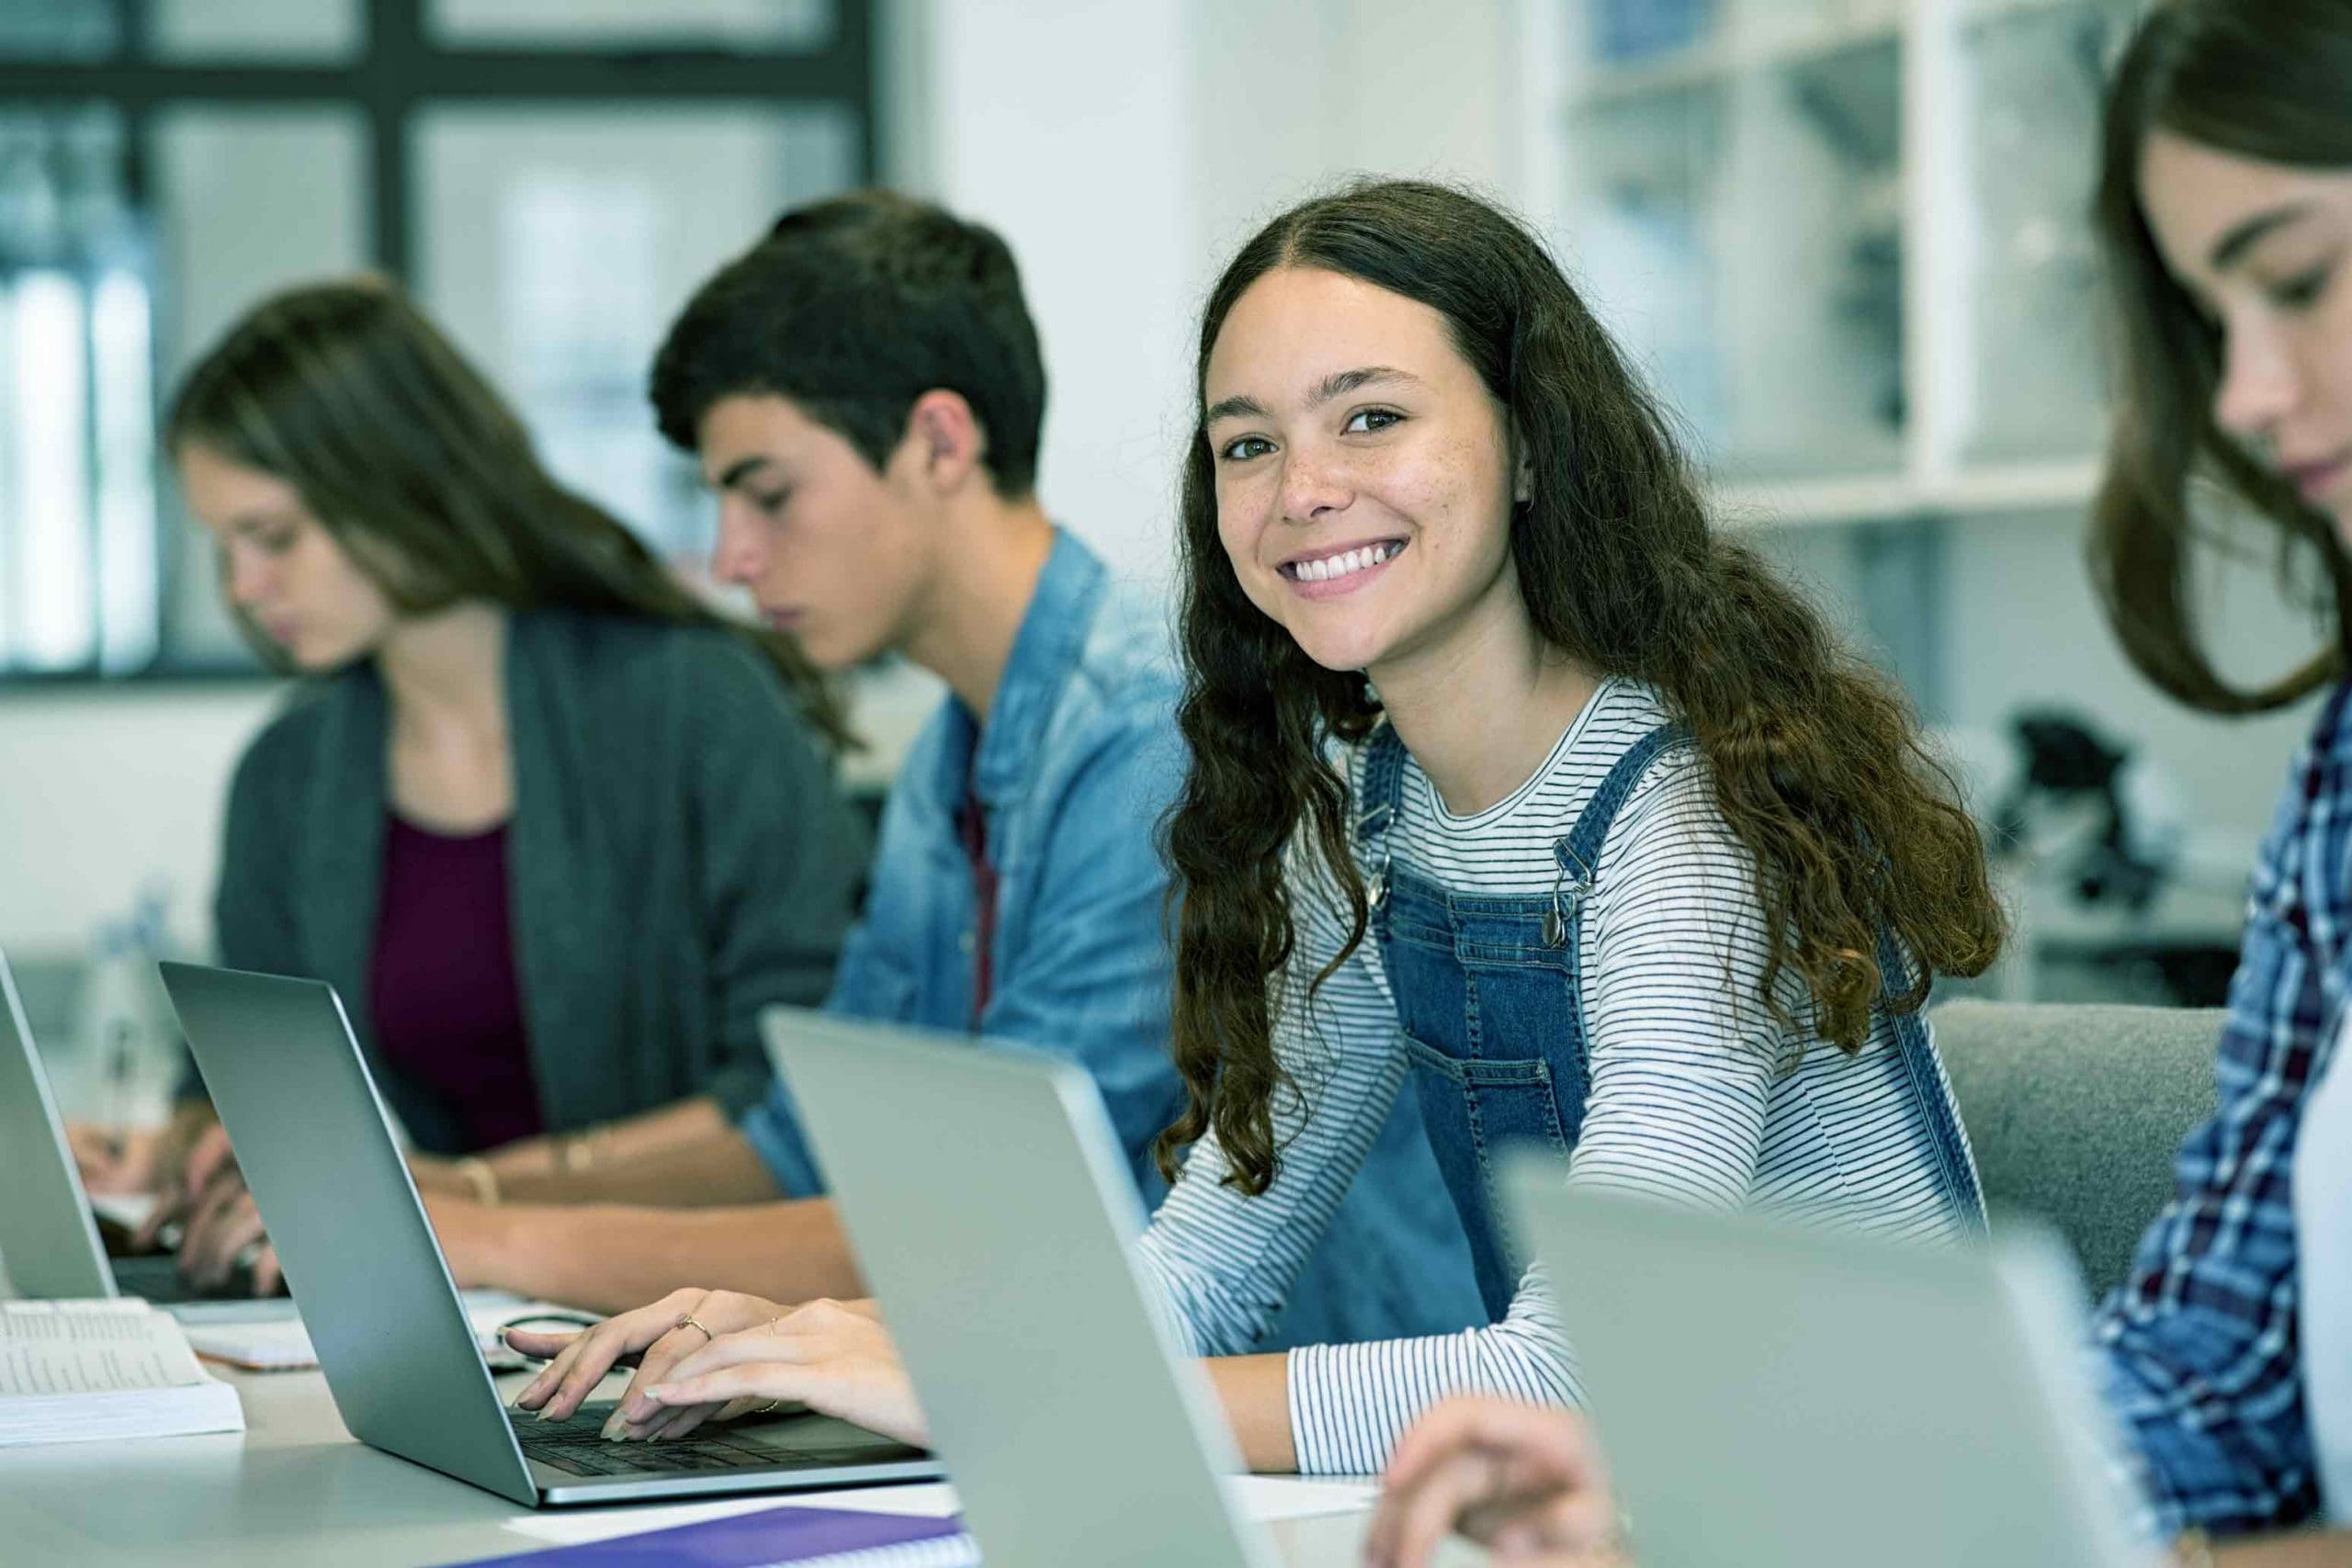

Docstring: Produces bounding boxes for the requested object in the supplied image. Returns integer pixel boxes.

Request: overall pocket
[1402,1033,1574,1317]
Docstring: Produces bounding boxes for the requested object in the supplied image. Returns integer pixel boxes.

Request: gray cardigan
[200,610,866,1154]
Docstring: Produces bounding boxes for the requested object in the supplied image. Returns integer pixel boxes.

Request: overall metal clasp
[1542,842,1596,948]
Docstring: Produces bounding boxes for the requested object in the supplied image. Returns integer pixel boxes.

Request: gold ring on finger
[677,1314,715,1343]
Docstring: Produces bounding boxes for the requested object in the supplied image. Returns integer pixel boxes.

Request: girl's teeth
[1294,543,1398,582]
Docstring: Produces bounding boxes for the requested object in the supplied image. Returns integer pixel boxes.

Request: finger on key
[551,1296,695,1423]
[507,1331,582,1407]
[614,1305,725,1424]
[548,1321,639,1422]
[609,1320,718,1434]
[503,1335,576,1401]
[639,1404,703,1444]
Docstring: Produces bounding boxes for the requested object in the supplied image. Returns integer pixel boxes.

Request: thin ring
[676,1314,715,1343]
[753,1398,783,1416]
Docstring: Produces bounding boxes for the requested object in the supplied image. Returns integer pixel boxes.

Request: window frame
[0,0,877,684]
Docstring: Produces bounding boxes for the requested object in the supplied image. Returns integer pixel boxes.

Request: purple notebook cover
[444,1504,966,1567]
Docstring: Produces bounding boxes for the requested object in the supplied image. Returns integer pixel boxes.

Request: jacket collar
[933,526,1105,810]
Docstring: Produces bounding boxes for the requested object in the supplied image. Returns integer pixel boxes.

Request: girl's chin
[1287,630,1393,679]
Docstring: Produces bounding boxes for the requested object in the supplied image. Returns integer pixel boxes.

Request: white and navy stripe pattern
[1136,679,1978,1475]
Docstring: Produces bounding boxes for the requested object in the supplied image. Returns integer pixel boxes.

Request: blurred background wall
[0,0,2320,1016]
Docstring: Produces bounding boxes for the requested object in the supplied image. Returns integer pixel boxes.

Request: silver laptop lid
[1505,1167,2153,1568]
[159,961,543,1506]
[764,1006,1276,1568]
[0,949,118,1300]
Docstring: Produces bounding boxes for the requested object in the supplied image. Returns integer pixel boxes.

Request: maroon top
[369,815,544,1152]
[954,784,1000,1031]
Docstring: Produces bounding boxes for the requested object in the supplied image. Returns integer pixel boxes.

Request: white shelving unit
[1530,0,2143,530]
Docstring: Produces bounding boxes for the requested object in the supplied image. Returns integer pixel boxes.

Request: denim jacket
[741,527,1481,1350]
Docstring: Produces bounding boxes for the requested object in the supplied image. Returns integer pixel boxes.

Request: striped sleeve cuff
[1286,1320,1579,1476]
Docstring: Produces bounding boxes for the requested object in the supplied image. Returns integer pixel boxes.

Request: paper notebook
[0,1297,244,1447]
[443,1504,976,1567]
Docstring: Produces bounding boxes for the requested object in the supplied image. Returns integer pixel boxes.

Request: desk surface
[0,1363,1399,1566]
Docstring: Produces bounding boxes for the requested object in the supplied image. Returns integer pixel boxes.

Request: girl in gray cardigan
[79,278,865,1293]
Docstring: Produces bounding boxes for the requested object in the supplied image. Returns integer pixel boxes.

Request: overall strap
[1354,723,1411,906]
[1532,723,1690,948]
[1552,724,1691,895]
[1876,929,1990,1232]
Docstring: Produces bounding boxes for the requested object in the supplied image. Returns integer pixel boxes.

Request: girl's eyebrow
[1204,393,1266,425]
[1307,366,1419,406]
[2210,203,2313,272]
[227,509,301,536]
[1204,366,1421,427]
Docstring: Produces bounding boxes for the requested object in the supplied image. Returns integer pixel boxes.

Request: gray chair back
[1930,998,2221,1301]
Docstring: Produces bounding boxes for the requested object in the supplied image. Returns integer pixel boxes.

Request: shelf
[1711,456,2100,527]
[1565,4,1905,110]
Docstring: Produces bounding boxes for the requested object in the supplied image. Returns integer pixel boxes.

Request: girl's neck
[376,601,510,747]
[1369,572,1600,818]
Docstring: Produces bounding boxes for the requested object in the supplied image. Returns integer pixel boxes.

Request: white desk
[0,1363,1403,1565]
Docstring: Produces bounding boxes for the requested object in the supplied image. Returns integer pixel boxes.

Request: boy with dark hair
[427,191,1479,1355]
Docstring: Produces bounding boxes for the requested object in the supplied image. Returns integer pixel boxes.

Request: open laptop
[159,961,941,1506]
[0,947,259,1305]
[764,1006,1284,1568]
[1505,1170,2159,1568]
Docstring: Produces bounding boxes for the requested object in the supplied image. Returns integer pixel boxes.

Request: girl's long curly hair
[1156,180,2005,1194]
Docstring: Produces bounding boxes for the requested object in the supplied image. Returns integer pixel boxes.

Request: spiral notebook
[443,1504,975,1567]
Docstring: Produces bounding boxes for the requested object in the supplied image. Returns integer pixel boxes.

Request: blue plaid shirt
[2097,681,2352,1538]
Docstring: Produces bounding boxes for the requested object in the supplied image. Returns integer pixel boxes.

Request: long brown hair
[167,276,853,747]
[1157,180,2004,1194]
[2091,0,2352,714]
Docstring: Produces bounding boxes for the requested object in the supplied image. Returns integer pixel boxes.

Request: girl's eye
[2271,263,2335,312]
[1344,407,1404,434]
[753,489,792,516]
[1218,435,1275,462]
[258,530,299,556]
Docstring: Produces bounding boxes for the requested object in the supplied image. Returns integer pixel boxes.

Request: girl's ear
[1511,423,1535,505]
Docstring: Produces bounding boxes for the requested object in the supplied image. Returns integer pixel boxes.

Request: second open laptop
[0,946,262,1306]
[158,961,941,1506]
[1506,1170,2160,1568]
[763,1005,1287,1568]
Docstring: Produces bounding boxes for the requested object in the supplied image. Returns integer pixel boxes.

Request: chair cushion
[1930,998,2221,1300]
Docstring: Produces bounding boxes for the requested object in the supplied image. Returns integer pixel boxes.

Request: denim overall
[1357,720,1987,1318]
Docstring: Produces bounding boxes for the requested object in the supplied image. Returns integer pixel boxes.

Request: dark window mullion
[369,0,423,278]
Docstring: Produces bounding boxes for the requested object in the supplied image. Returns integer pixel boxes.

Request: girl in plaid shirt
[2090,0,2352,1543]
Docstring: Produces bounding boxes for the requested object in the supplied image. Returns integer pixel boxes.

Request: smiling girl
[1129,179,2007,1473]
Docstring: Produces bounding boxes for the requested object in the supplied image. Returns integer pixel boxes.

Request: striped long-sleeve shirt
[1134,680,1979,1475]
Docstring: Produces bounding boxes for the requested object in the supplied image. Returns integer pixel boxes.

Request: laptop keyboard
[514,1401,887,1478]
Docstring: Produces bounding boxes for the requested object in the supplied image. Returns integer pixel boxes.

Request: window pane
[413,104,854,570]
[149,0,364,62]
[0,107,146,673]
[153,107,371,668]
[1955,0,2139,464]
[0,0,117,61]
[428,0,831,51]
[0,273,96,668]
